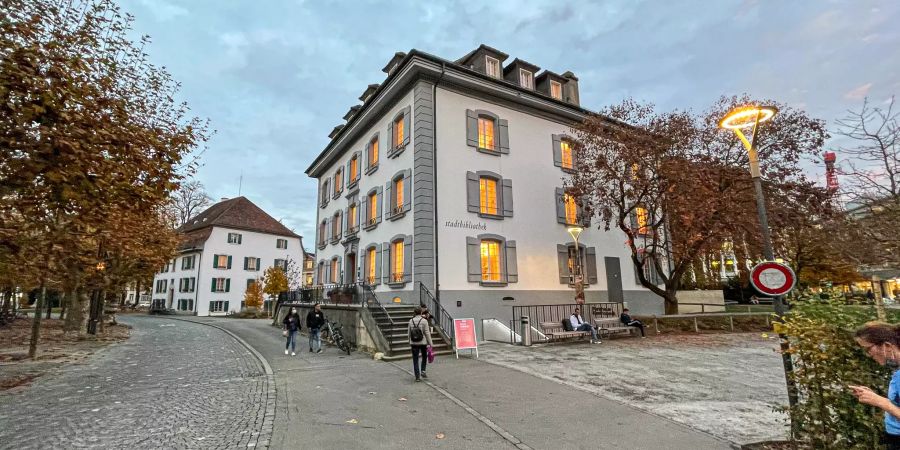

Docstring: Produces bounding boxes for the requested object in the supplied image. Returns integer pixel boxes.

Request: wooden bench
[594,318,637,338]
[539,321,591,342]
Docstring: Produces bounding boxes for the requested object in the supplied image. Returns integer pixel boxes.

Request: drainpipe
[433,63,446,303]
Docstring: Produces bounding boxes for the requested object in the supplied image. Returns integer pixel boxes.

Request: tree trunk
[132,280,141,307]
[64,288,87,336]
[45,290,53,319]
[28,282,46,358]
[875,295,887,321]
[59,291,67,321]
[663,289,679,315]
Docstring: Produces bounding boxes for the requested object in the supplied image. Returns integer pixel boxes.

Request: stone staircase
[370,305,454,361]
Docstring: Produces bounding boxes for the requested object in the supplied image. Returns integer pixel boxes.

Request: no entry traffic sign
[750,262,796,296]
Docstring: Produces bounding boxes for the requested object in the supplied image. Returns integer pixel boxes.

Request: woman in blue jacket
[852,322,900,449]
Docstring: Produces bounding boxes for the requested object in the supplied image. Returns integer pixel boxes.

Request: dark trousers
[627,320,646,336]
[411,345,428,378]
[883,432,900,450]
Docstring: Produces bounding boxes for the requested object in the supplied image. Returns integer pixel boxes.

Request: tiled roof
[177,197,301,239]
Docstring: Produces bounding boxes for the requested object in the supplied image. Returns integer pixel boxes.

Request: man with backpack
[306,303,326,353]
[408,307,433,382]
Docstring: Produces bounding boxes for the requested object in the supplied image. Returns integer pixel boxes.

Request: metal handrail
[361,283,393,325]
[419,282,454,343]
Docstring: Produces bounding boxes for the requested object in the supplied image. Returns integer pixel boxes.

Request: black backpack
[409,318,424,342]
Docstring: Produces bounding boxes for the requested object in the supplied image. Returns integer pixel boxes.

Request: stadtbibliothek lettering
[443,219,487,230]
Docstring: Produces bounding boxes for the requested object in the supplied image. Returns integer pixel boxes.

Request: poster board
[453,318,478,359]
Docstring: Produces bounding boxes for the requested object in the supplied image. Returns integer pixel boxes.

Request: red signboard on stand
[453,318,478,359]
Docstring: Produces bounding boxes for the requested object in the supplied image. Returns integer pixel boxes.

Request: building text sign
[453,318,478,358]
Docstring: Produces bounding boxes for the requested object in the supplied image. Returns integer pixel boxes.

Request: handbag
[427,345,435,363]
[282,330,288,337]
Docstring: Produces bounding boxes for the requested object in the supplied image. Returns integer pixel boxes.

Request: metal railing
[419,282,454,344]
[360,283,393,325]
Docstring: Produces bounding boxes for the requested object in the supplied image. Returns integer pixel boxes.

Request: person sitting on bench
[569,307,601,344]
[619,308,646,337]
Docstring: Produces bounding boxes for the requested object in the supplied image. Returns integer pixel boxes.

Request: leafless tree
[167,180,212,228]
[836,96,900,205]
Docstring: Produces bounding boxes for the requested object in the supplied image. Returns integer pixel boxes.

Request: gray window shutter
[466,237,481,282]
[586,247,598,284]
[366,140,373,167]
[629,210,638,230]
[355,200,361,227]
[387,120,394,150]
[381,242,390,280]
[346,160,352,186]
[336,256,343,283]
[376,187,383,223]
[552,134,562,167]
[557,244,570,284]
[374,243,382,286]
[337,212,343,238]
[384,181,393,215]
[555,188,566,224]
[498,119,510,154]
[579,204,591,227]
[501,178,514,217]
[402,169,411,212]
[227,255,232,269]
[225,278,231,293]
[403,237,412,283]
[402,106,411,148]
[466,172,480,213]
[344,206,350,232]
[324,260,331,283]
[326,217,332,241]
[360,196,368,223]
[465,109,478,148]
[243,257,248,270]
[505,240,518,283]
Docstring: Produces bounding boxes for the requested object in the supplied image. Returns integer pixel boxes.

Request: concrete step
[381,349,455,362]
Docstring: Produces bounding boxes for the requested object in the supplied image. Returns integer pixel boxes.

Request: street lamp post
[567,226,585,304]
[719,105,799,412]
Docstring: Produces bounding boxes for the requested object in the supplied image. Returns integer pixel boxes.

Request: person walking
[408,307,433,382]
[306,303,326,353]
[282,307,302,356]
[851,322,900,449]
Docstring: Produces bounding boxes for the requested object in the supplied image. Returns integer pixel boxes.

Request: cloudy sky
[120,0,900,248]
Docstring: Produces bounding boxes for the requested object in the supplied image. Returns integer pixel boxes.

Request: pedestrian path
[203,317,732,450]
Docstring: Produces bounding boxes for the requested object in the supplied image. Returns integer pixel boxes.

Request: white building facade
[150,197,304,316]
[306,45,663,329]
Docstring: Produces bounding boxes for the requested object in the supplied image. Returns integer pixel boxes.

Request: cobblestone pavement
[0,316,271,450]
[479,333,788,445]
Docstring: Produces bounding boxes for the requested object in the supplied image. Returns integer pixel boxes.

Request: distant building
[306,44,660,331]
[150,197,304,316]
[302,251,315,287]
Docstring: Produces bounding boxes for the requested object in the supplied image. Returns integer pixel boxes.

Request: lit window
[519,69,533,89]
[550,80,562,99]
[367,247,377,284]
[216,255,228,268]
[485,56,500,78]
[479,177,498,215]
[331,258,339,282]
[368,192,377,224]
[392,241,404,282]
[394,177,403,210]
[350,156,358,181]
[394,115,404,148]
[636,206,649,235]
[348,204,357,230]
[564,194,577,225]
[480,240,501,282]
[478,117,495,150]
[561,140,573,170]
[334,169,343,194]
[369,137,379,166]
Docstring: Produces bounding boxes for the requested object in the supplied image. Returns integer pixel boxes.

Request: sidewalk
[188,317,732,450]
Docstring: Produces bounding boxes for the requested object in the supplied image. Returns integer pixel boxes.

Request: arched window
[368,136,379,167]
[478,116,495,150]
[331,257,340,283]
[480,239,501,282]
[560,139,573,170]
[349,155,359,182]
[393,114,404,148]
[564,194,577,225]
[479,176,498,215]
[391,239,404,283]
[367,247,377,284]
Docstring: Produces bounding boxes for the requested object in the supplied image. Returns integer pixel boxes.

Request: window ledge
[332,191,343,200]
[317,242,327,250]
[475,147,501,156]
[479,281,508,287]
[330,237,341,245]
[345,187,359,200]
[365,164,379,175]
[387,281,407,289]
[386,210,407,221]
[477,212,504,220]
[387,144,407,159]
[347,179,359,191]
[363,221,379,231]
[320,201,329,209]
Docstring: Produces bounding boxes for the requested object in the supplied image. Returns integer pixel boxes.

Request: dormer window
[519,69,534,89]
[550,80,562,100]
[485,56,500,78]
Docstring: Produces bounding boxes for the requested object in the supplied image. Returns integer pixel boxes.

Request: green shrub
[780,297,900,448]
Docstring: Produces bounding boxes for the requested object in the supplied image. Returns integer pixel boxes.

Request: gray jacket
[408,315,433,346]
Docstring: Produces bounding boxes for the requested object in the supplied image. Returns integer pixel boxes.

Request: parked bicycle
[322,320,352,355]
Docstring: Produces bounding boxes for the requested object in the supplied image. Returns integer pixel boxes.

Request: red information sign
[750,262,796,296]
[453,318,478,358]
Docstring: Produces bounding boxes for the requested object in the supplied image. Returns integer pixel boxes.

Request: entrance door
[604,257,623,303]
[346,253,357,283]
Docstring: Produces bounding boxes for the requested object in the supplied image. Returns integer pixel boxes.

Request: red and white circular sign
[750,262,796,296]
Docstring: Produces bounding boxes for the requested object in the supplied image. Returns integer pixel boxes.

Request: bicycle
[323,320,352,355]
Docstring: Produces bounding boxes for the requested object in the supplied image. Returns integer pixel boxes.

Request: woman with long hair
[852,322,900,449]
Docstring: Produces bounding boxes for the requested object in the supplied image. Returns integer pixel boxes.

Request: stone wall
[677,290,725,313]
[277,305,379,353]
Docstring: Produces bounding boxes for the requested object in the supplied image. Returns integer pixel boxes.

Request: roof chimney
[220,197,228,202]
[561,71,580,106]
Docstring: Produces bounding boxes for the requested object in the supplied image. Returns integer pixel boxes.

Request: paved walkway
[203,317,732,450]
[0,316,271,449]
[478,333,789,444]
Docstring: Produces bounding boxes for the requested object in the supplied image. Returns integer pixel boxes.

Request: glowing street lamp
[567,225,585,304]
